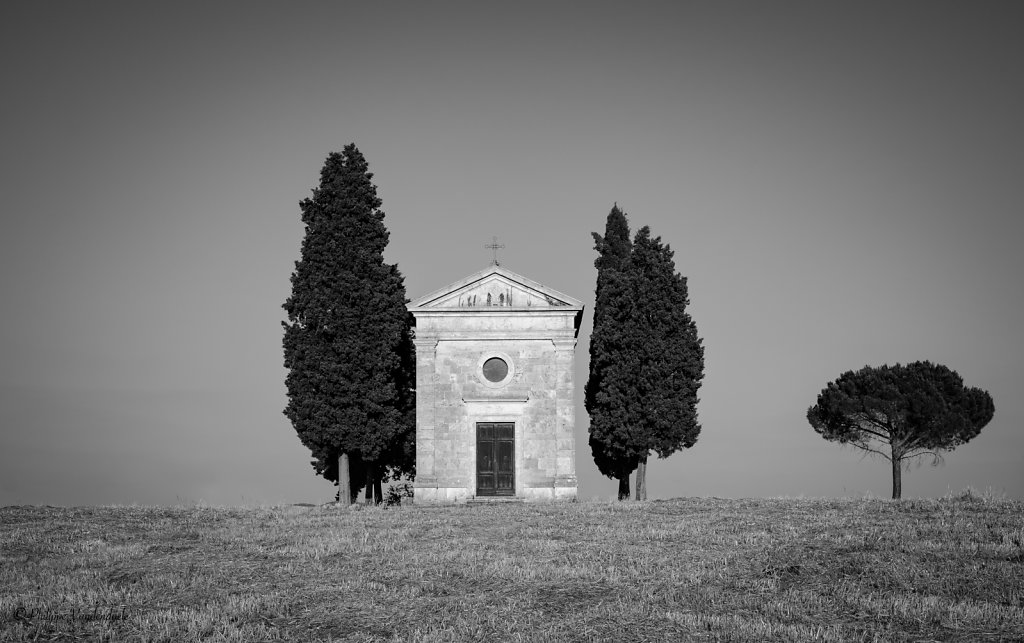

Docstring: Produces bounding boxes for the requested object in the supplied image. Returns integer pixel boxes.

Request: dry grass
[2,493,1023,641]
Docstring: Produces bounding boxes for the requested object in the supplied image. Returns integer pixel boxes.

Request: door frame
[475,421,515,497]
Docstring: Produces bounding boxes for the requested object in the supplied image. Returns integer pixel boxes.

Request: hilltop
[2,495,1022,641]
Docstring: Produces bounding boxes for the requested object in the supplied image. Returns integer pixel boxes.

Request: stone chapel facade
[407,265,584,503]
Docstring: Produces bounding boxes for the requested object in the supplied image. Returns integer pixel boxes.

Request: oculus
[478,352,515,388]
[482,357,509,382]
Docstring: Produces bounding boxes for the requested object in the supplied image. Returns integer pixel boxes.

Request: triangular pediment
[409,265,583,311]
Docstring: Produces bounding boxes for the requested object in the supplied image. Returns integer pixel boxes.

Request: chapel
[407,264,584,503]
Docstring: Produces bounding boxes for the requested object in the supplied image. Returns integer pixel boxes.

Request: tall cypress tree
[282,144,414,504]
[586,205,641,500]
[627,227,704,500]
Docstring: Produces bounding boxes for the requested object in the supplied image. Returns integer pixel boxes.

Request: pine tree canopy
[807,362,994,463]
[282,144,414,486]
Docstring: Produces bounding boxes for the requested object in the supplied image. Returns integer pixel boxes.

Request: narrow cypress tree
[282,144,414,504]
[627,228,704,499]
[586,205,641,500]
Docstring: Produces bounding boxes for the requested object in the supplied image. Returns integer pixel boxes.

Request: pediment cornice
[408,265,583,312]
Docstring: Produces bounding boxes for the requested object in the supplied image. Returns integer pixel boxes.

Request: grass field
[2,493,1023,642]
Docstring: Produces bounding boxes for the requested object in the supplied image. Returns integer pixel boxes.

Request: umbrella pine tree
[807,361,994,498]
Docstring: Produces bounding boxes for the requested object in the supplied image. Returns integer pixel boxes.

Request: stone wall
[413,337,578,503]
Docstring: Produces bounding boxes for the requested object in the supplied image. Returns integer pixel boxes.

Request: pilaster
[552,338,578,494]
[413,337,439,487]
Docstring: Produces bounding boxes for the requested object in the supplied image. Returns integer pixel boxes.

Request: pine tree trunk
[365,470,373,504]
[891,455,902,500]
[338,452,352,505]
[617,475,630,501]
[635,455,648,501]
[373,478,383,505]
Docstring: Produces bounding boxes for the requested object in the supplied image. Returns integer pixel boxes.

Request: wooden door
[476,422,514,496]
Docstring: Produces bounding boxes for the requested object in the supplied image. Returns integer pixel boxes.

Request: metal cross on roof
[484,236,505,266]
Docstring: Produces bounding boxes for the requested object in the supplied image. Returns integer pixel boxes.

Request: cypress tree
[627,227,704,500]
[282,144,414,504]
[585,205,641,500]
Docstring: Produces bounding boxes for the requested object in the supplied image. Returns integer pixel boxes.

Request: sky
[1,2,1021,506]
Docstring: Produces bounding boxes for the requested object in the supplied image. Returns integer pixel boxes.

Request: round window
[482,357,509,383]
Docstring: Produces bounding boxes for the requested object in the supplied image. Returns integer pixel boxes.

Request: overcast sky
[1,2,1021,506]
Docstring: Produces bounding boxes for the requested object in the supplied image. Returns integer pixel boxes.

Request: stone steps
[464,497,524,506]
